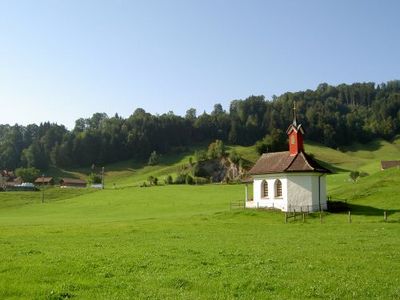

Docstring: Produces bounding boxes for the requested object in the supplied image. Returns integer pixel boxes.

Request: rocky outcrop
[193,157,246,183]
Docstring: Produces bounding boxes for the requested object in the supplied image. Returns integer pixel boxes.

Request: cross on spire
[292,101,297,126]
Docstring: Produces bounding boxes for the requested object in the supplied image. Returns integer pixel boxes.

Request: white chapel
[246,105,331,212]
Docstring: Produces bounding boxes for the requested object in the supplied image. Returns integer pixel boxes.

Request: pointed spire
[292,101,297,127]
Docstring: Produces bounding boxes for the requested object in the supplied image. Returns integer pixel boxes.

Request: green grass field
[1,138,400,299]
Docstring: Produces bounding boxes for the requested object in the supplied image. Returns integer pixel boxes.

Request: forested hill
[1,80,400,170]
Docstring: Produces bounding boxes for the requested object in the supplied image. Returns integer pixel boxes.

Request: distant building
[381,160,400,170]
[60,178,87,188]
[1,170,16,184]
[3,176,22,187]
[246,103,331,212]
[12,177,23,185]
[1,170,15,179]
[34,177,54,186]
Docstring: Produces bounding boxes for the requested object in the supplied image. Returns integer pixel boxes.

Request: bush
[147,176,158,185]
[88,172,102,184]
[194,177,208,185]
[185,174,194,185]
[174,174,186,184]
[194,150,207,162]
[164,175,173,185]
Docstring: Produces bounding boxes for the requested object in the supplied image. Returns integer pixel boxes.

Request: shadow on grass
[348,203,400,217]
[314,158,349,173]
[55,143,210,176]
[328,199,400,216]
[341,139,384,154]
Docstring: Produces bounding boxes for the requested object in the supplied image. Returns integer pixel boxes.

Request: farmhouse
[381,160,400,170]
[34,177,54,186]
[0,171,22,189]
[60,178,87,188]
[246,105,330,212]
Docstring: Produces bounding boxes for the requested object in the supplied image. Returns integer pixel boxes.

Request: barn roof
[34,177,53,183]
[248,151,331,175]
[60,178,86,184]
[381,160,400,170]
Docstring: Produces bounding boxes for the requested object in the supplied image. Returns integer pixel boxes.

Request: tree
[15,167,40,183]
[255,129,287,155]
[88,172,102,184]
[148,151,160,166]
[164,175,173,185]
[349,171,360,182]
[21,142,49,170]
[194,150,207,162]
[207,140,225,159]
[211,103,224,116]
[0,80,400,170]
[229,149,242,165]
[185,174,194,185]
[185,108,197,121]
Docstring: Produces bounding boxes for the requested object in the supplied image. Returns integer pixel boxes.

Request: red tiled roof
[249,151,331,175]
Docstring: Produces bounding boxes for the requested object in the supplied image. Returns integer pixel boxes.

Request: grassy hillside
[1,138,399,298]
[330,167,400,212]
[42,136,400,191]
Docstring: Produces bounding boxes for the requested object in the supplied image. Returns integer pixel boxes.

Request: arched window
[261,180,268,198]
[275,179,282,198]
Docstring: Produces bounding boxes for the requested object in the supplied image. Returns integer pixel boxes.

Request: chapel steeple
[286,101,304,156]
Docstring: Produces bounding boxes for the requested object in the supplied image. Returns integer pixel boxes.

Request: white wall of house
[247,173,327,212]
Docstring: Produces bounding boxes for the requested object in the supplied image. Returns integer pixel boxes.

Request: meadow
[1,138,400,299]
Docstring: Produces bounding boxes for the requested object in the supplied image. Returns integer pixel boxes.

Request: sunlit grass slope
[330,167,400,211]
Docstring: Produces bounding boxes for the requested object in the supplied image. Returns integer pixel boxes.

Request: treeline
[0,80,399,171]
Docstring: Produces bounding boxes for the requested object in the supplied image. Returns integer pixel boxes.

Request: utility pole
[41,174,44,203]
[101,167,105,189]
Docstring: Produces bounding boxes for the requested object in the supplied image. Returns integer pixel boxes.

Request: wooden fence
[229,200,245,211]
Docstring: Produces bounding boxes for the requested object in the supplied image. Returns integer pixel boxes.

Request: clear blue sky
[0,0,399,128]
